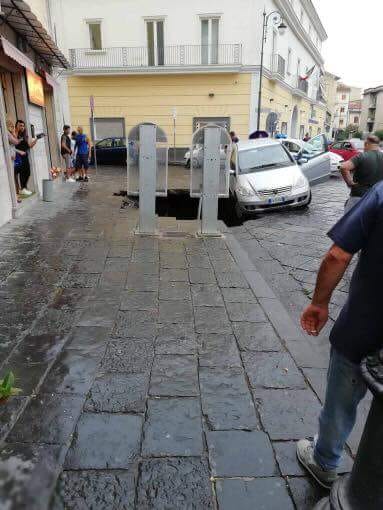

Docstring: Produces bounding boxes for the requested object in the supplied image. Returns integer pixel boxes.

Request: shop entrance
[29,104,50,195]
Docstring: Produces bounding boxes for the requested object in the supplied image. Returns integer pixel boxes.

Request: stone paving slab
[150,355,198,397]
[216,478,295,510]
[136,458,213,508]
[142,398,203,457]
[243,352,307,389]
[206,430,277,477]
[255,388,322,440]
[84,372,149,413]
[200,367,259,430]
[52,469,137,510]
[64,413,142,469]
[7,394,83,445]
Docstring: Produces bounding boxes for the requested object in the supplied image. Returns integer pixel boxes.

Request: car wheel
[234,199,245,220]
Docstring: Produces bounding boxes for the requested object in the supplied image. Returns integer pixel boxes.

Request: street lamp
[256,10,287,131]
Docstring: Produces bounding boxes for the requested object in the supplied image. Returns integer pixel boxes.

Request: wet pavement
[0,168,368,509]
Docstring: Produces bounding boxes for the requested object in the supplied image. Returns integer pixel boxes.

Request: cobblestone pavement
[0,169,368,509]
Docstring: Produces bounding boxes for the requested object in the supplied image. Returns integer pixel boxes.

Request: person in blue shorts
[75,126,91,182]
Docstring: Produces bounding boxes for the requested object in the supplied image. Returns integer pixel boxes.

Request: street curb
[225,233,307,343]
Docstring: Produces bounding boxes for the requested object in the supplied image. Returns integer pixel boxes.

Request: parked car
[282,137,341,176]
[329,152,343,175]
[184,146,227,168]
[279,134,331,184]
[229,139,311,218]
[329,139,364,161]
[91,137,127,165]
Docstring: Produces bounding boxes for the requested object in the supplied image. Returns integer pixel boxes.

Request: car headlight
[236,186,256,197]
[294,175,308,189]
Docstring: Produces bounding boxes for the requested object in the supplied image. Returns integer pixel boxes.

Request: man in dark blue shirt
[297,182,383,489]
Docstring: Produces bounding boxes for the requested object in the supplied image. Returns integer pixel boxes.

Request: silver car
[230,139,311,217]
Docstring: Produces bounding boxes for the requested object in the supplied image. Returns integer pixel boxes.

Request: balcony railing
[270,54,286,78]
[69,44,242,70]
[297,77,309,93]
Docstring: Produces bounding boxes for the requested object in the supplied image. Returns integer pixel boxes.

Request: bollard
[315,349,383,509]
[42,179,54,202]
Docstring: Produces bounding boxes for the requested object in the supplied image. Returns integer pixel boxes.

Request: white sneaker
[20,188,32,196]
[297,439,338,489]
[66,178,76,183]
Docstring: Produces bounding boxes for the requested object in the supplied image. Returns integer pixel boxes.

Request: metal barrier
[190,124,232,236]
[127,123,168,235]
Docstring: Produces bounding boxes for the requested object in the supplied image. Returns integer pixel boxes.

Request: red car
[329,139,364,161]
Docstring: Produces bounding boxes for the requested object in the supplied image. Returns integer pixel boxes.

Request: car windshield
[238,145,293,174]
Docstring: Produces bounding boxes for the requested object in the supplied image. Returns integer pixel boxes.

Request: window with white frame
[146,19,165,66]
[87,20,102,50]
[201,17,220,64]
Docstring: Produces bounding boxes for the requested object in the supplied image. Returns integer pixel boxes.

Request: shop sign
[26,69,45,107]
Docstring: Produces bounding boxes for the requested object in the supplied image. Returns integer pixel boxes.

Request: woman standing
[7,118,24,201]
[15,119,37,196]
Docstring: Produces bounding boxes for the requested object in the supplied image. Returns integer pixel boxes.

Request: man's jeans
[314,348,367,471]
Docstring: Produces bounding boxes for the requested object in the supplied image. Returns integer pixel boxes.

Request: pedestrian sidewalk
[0,168,353,509]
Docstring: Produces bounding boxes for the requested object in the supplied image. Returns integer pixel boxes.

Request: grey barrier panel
[190,123,231,199]
[127,122,168,197]
[201,126,222,235]
[138,123,157,235]
[189,124,232,236]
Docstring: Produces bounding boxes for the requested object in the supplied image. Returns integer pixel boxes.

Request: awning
[1,36,34,71]
[0,0,69,68]
[44,71,60,89]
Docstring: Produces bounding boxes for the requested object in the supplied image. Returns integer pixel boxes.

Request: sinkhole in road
[155,191,245,227]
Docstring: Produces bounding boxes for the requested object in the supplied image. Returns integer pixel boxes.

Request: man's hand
[301,304,329,336]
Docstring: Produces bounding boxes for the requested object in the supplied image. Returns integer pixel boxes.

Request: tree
[374,130,383,141]
[344,124,362,139]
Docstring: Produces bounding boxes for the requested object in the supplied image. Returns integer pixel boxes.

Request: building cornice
[65,65,244,76]
[364,85,383,95]
[303,0,328,40]
[275,0,325,67]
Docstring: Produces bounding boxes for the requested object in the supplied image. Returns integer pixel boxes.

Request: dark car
[91,137,127,165]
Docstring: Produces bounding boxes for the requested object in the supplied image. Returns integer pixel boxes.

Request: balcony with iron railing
[292,76,309,96]
[270,54,286,79]
[69,44,242,71]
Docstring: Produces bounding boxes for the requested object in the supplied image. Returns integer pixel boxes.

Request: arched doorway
[291,106,298,138]
[265,112,278,136]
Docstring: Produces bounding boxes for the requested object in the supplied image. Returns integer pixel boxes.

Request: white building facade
[50,0,328,152]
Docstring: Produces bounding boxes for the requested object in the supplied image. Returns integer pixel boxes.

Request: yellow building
[68,73,252,149]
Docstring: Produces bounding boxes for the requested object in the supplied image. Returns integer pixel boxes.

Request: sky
[312,0,382,90]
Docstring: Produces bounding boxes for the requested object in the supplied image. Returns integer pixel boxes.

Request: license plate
[268,196,285,204]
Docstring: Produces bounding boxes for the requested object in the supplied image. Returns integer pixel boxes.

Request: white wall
[52,0,325,91]
[0,124,13,228]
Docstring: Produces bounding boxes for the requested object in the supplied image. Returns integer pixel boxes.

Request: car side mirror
[298,158,308,165]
